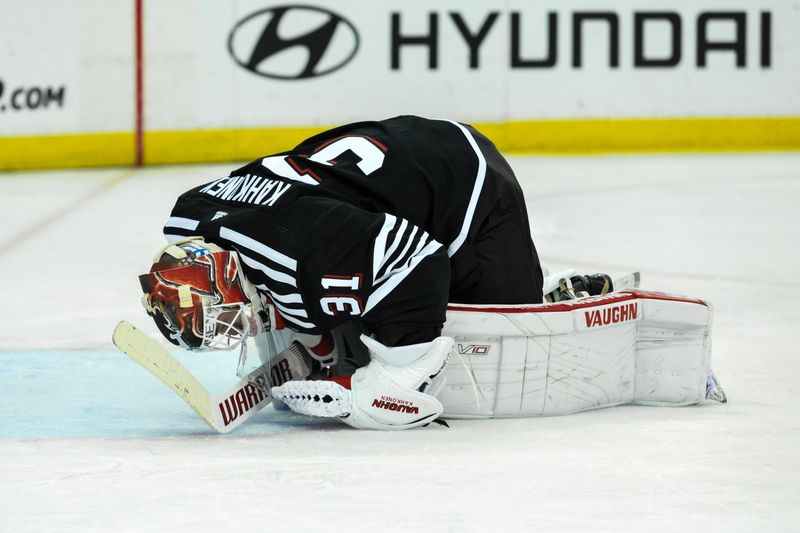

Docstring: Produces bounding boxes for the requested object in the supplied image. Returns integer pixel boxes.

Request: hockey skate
[705,370,727,403]
[543,270,641,302]
[544,272,611,302]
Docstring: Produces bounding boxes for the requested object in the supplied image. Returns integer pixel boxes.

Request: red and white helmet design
[139,238,262,351]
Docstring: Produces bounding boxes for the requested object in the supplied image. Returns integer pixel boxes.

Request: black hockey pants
[447,127,544,305]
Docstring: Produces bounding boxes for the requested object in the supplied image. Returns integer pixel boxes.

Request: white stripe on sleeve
[255,285,303,305]
[165,217,199,231]
[372,214,397,283]
[271,299,310,319]
[279,313,318,330]
[239,253,297,288]
[375,231,431,286]
[377,225,417,282]
[363,240,443,315]
[220,226,297,271]
[375,218,408,278]
[253,283,315,328]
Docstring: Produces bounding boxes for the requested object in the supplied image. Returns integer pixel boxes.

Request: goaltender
[138,116,633,430]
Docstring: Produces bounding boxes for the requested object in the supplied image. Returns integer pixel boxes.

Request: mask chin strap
[235,253,264,316]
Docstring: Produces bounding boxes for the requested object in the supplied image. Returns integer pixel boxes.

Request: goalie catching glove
[272,335,454,430]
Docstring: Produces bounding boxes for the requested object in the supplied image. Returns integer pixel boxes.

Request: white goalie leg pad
[441,289,717,418]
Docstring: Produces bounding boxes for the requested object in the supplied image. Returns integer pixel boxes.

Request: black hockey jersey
[162,116,536,345]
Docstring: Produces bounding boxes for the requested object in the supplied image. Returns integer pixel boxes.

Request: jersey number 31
[320,274,363,316]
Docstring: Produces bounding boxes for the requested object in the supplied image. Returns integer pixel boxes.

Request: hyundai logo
[228,5,360,80]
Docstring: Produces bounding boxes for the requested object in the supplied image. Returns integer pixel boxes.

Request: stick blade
[112,320,218,430]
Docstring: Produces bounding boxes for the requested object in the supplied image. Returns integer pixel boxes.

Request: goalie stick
[112,321,310,433]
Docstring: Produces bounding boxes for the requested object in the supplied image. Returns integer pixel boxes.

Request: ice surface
[1,154,799,532]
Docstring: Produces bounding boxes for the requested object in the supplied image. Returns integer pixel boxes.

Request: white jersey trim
[220,226,297,271]
[375,218,408,280]
[256,285,303,305]
[165,216,199,231]
[279,313,317,330]
[437,120,486,258]
[372,214,397,282]
[239,253,297,288]
[271,299,310,319]
[363,240,443,315]
[376,225,418,284]
[253,285,317,329]
[375,230,431,286]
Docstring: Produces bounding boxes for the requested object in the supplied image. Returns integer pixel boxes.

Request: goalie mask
[139,238,264,351]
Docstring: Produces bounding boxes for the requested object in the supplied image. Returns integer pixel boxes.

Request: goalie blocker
[439,289,725,418]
